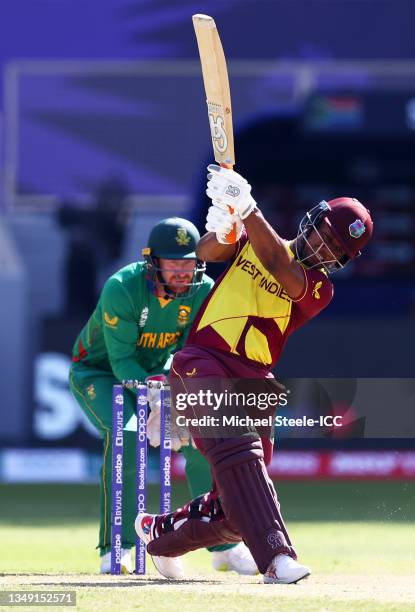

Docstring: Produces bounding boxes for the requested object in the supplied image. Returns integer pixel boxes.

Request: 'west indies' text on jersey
[187,235,333,368]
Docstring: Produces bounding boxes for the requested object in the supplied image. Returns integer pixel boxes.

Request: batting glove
[205,203,243,244]
[206,164,257,220]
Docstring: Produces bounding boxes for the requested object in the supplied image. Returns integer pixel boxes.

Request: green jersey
[72,261,214,382]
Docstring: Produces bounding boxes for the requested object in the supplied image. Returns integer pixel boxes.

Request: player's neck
[154,279,173,300]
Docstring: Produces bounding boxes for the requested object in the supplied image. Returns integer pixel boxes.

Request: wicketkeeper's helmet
[142,217,206,297]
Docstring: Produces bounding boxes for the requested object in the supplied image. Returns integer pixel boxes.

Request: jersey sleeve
[292,267,334,319]
[101,278,149,383]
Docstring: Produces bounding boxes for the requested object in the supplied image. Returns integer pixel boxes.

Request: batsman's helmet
[142,217,206,297]
[296,197,373,272]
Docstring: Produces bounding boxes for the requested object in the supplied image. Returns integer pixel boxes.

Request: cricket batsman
[135,166,374,584]
[69,216,257,576]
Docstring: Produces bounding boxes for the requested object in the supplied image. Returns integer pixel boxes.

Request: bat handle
[220,163,237,244]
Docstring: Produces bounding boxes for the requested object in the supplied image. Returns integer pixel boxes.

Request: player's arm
[101,279,150,384]
[196,232,237,262]
[206,165,305,299]
[243,209,305,299]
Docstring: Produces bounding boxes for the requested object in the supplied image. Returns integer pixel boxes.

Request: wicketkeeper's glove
[145,375,192,451]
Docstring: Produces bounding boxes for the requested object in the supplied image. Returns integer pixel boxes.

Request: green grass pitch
[1,481,415,610]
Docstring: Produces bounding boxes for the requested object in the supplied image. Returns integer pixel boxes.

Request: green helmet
[144,217,200,259]
[142,217,206,298]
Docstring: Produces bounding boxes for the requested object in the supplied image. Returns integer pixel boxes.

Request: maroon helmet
[325,197,373,259]
[296,197,373,272]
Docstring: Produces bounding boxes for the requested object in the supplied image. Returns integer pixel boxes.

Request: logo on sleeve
[175,227,191,246]
[86,384,96,400]
[139,306,149,328]
[104,312,119,327]
[312,281,323,300]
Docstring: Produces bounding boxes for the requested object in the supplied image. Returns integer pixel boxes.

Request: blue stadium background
[0,0,414,482]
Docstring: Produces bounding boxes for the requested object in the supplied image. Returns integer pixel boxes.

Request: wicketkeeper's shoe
[211,542,259,575]
[135,512,184,580]
[263,554,310,584]
[100,548,133,574]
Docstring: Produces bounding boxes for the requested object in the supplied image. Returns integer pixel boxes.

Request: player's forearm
[196,232,237,262]
[243,209,291,268]
[243,208,305,297]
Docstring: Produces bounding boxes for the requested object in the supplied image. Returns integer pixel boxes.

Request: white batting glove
[206,203,243,244]
[206,164,257,220]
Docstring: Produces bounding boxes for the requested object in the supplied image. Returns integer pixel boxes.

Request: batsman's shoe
[135,512,184,580]
[212,542,259,575]
[100,548,132,574]
[264,554,310,584]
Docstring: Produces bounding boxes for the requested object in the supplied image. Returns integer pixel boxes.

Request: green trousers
[70,364,235,554]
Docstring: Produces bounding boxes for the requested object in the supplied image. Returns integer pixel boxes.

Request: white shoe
[100,548,132,574]
[212,542,259,575]
[135,512,184,580]
[263,554,310,584]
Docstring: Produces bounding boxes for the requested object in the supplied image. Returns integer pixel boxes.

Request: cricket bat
[192,13,237,242]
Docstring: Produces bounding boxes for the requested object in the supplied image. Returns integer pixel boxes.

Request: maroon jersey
[187,234,333,369]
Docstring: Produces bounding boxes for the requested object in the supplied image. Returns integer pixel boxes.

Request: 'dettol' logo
[175,228,191,246]
[349,218,366,238]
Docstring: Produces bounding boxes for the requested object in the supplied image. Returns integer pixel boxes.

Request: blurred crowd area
[0,0,414,468]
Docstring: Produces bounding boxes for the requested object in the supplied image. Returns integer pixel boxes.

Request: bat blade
[192,14,235,168]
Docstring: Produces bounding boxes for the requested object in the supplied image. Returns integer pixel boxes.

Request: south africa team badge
[177,305,191,326]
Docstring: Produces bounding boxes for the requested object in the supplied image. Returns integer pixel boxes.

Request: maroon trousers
[147,345,296,574]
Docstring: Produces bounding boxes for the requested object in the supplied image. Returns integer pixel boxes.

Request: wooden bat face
[192,14,235,168]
